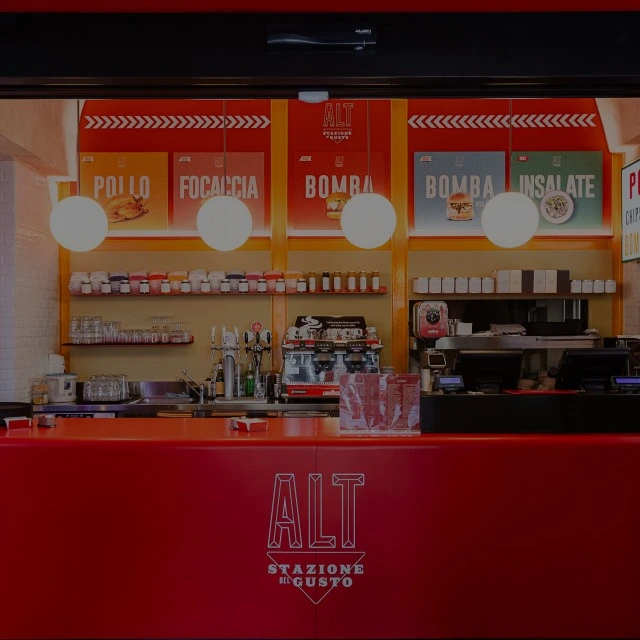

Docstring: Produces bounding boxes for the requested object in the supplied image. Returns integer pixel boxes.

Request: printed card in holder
[339,373,420,435]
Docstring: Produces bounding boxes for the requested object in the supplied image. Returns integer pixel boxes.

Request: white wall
[0,159,59,402]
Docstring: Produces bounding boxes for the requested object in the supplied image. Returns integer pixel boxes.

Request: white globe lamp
[481,192,539,248]
[340,192,397,249]
[49,195,108,252]
[196,195,252,251]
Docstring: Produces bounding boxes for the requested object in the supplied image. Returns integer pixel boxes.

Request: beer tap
[244,326,272,391]
[212,325,240,399]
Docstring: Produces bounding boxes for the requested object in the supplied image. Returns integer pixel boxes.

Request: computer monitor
[554,347,631,392]
[453,349,524,394]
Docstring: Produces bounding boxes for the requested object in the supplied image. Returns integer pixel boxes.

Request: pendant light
[481,99,539,248]
[196,99,252,251]
[49,100,108,252]
[340,100,397,249]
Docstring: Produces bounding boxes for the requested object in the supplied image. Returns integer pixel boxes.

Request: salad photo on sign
[412,152,506,236]
[511,151,603,235]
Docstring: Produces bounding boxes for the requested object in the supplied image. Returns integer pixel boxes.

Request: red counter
[1,418,639,639]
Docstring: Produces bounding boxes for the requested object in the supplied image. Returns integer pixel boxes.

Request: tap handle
[265,330,272,345]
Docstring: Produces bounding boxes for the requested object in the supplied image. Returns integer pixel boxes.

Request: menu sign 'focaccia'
[172,152,265,231]
[511,151,603,235]
[79,152,169,232]
[413,152,505,235]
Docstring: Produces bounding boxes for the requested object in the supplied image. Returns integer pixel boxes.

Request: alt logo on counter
[267,473,365,604]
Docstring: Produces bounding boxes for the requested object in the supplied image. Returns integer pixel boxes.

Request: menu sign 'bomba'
[413,152,505,236]
[172,152,265,231]
[291,152,387,232]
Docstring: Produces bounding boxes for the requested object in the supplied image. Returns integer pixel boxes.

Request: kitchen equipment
[281,315,382,398]
[413,301,449,339]
[46,373,78,403]
[420,349,447,392]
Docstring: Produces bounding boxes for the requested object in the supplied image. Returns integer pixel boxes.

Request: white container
[413,277,429,294]
[570,280,582,294]
[46,373,78,403]
[481,277,495,293]
[455,277,469,294]
[605,279,617,293]
[582,279,594,294]
[428,277,442,294]
[469,277,482,294]
[442,277,455,294]
[593,279,605,294]
[200,280,211,294]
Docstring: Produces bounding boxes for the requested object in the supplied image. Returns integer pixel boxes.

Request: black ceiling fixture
[0,11,639,98]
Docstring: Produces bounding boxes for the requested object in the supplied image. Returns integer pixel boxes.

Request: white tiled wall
[0,160,16,400]
[0,160,59,402]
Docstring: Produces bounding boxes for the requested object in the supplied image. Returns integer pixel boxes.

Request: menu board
[511,151,603,235]
[413,152,505,235]
[172,152,265,231]
[622,158,640,263]
[288,99,390,235]
[339,373,420,434]
[79,152,169,232]
[79,99,271,236]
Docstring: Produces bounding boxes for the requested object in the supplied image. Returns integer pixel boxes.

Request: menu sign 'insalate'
[511,151,603,234]
[622,158,640,263]
[80,152,169,232]
[172,152,265,231]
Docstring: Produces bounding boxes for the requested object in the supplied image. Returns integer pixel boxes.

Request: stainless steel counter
[32,399,339,416]
[434,335,601,350]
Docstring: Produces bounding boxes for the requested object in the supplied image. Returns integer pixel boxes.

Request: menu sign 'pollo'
[79,152,169,232]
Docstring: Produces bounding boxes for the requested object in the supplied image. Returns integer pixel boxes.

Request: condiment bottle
[359,270,368,292]
[308,271,317,292]
[239,278,249,293]
[160,279,171,294]
[200,279,211,294]
[120,279,131,294]
[215,362,225,397]
[275,278,286,293]
[101,280,112,294]
[257,278,267,293]
[322,271,331,292]
[296,278,307,293]
[180,279,191,293]
[333,270,342,292]
[371,270,380,292]
[347,270,357,292]
[139,279,150,294]
[81,280,92,295]
[221,278,231,293]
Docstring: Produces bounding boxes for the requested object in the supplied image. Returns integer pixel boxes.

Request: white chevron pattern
[408,113,597,129]
[83,114,270,130]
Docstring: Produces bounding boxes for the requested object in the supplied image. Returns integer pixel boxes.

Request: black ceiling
[0,11,638,98]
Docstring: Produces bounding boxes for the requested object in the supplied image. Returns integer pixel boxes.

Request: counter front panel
[0,419,639,639]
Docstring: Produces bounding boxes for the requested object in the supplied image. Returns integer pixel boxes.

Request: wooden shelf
[63,338,195,346]
[410,292,610,299]
[71,287,387,297]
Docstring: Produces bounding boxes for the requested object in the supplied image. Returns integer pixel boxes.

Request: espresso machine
[281,315,383,400]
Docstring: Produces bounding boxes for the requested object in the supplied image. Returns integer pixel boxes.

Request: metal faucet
[178,369,205,403]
